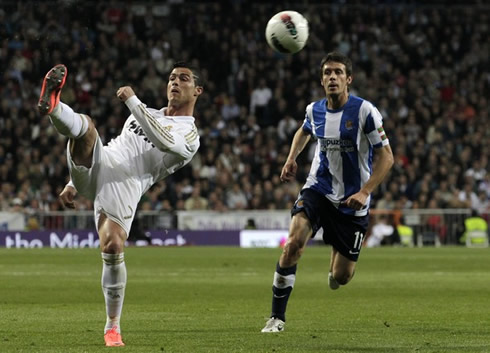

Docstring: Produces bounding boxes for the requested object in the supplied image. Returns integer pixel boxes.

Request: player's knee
[84,115,95,131]
[333,270,354,285]
[335,275,350,286]
[100,235,125,254]
[80,115,96,141]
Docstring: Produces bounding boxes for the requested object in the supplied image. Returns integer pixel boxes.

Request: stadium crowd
[0,1,488,222]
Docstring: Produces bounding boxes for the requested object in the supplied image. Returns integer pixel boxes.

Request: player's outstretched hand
[280,159,297,182]
[59,185,77,209]
[116,86,135,102]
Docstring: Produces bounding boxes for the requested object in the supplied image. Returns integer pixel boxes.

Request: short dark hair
[320,52,353,78]
[172,61,204,87]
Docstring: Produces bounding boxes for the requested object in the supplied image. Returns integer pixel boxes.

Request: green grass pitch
[0,246,489,352]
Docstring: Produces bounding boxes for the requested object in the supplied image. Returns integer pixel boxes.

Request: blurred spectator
[437,180,454,207]
[208,191,228,212]
[249,78,272,127]
[241,115,261,142]
[10,197,24,212]
[397,220,414,247]
[458,182,479,210]
[217,143,238,174]
[277,114,298,142]
[221,95,240,122]
[465,160,487,184]
[375,191,395,210]
[366,215,398,247]
[479,174,490,199]
[474,190,490,216]
[226,182,248,210]
[425,199,447,242]
[184,185,208,211]
[460,210,489,245]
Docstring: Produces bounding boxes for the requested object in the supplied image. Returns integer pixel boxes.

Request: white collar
[160,107,195,123]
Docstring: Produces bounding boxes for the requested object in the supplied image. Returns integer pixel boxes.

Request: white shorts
[66,134,142,237]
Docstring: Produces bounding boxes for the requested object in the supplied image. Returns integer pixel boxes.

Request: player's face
[167,67,202,105]
[321,61,352,97]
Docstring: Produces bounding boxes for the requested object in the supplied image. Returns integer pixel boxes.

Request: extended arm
[280,127,311,182]
[117,87,196,160]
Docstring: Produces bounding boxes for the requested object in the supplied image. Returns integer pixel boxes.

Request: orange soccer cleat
[38,64,67,115]
[104,326,125,347]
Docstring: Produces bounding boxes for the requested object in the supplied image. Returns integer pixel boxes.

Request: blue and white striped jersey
[302,95,389,217]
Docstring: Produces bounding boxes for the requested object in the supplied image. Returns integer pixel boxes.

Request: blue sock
[271,262,297,322]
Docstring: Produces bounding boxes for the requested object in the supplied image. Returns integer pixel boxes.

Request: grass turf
[0,246,488,352]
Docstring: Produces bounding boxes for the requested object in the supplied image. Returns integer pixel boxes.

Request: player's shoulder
[147,107,163,117]
[349,94,366,105]
[345,94,372,108]
[164,115,198,137]
[125,107,164,124]
[350,95,380,117]
[311,98,327,109]
[306,98,327,117]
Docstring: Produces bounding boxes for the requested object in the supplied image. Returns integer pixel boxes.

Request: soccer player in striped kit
[38,62,203,346]
[262,52,394,332]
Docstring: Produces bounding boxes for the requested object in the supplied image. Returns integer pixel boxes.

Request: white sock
[101,253,127,334]
[49,102,88,138]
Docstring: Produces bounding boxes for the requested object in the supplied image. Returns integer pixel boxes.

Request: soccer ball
[265,11,309,54]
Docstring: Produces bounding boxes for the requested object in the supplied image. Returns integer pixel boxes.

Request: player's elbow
[158,145,195,160]
[381,146,394,169]
[173,150,193,160]
[386,152,394,169]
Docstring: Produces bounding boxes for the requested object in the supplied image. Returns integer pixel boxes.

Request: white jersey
[105,107,199,195]
[67,100,199,235]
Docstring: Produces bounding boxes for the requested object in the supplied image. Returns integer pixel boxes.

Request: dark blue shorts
[291,188,369,262]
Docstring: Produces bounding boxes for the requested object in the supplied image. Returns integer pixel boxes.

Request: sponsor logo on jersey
[320,138,355,153]
[128,120,155,147]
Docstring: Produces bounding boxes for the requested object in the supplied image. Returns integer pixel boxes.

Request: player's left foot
[38,64,67,115]
[104,326,125,347]
[328,272,340,290]
[261,317,285,333]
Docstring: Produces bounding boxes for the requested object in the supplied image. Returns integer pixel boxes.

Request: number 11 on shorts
[353,231,364,251]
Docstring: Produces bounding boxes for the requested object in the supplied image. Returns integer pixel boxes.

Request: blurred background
[0,0,488,247]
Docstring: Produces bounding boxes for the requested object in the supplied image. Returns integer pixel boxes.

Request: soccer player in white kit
[262,52,394,332]
[38,62,203,346]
